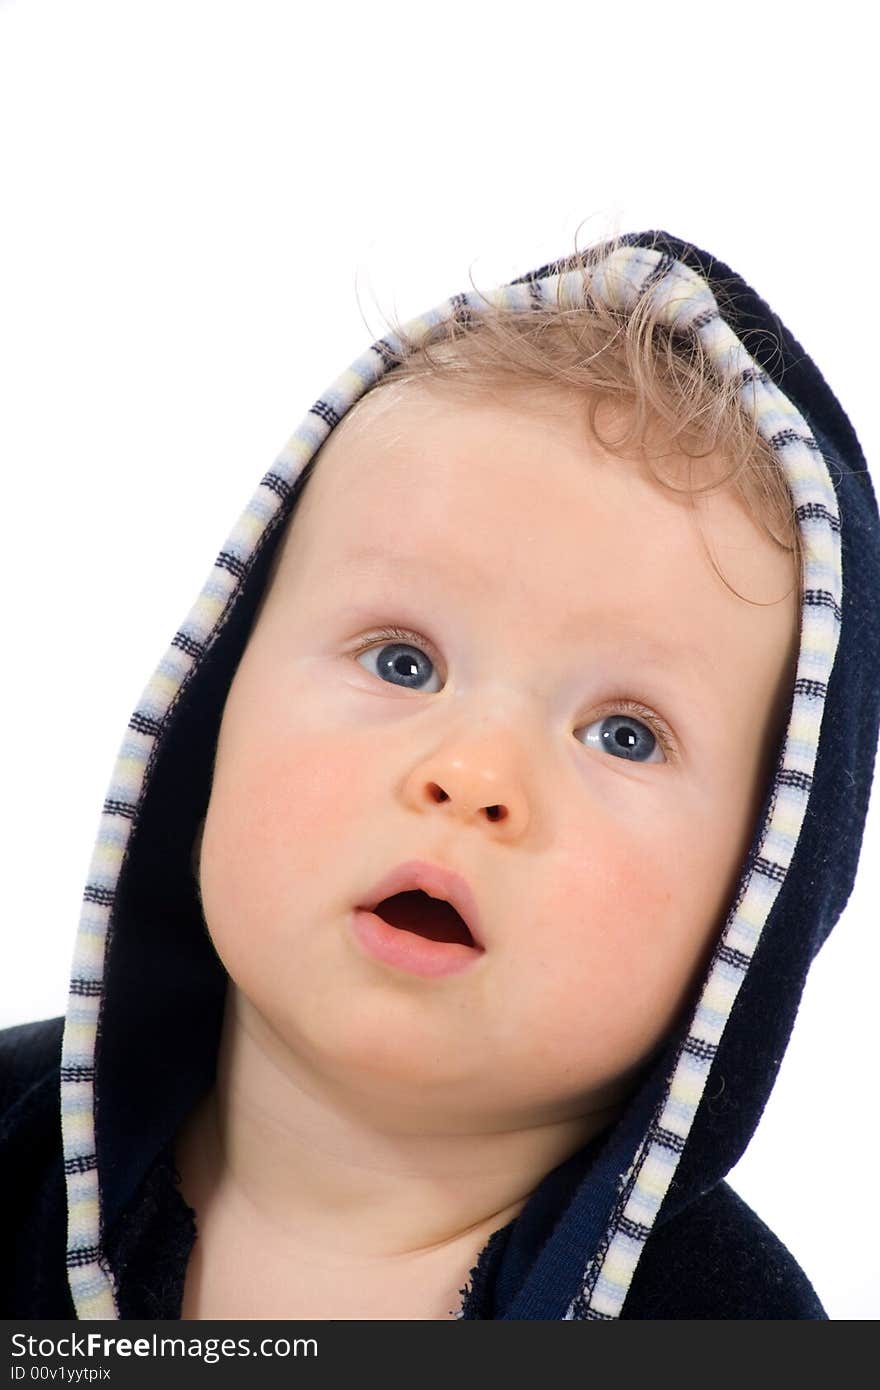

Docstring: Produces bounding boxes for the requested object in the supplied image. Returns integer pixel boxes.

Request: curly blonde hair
[354,233,803,611]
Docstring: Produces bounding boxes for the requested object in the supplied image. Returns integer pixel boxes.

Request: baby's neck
[174,1094,506,1319]
[192,991,617,1268]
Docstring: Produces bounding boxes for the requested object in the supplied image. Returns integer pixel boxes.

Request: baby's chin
[228,978,643,1139]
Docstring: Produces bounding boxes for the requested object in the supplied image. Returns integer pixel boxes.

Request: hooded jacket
[2,231,877,1320]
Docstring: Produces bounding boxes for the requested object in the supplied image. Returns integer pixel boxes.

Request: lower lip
[350,909,485,978]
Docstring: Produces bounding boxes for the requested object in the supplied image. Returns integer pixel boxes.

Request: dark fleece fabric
[1,231,877,1319]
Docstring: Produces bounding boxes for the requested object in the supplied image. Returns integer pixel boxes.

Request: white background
[1,0,877,1319]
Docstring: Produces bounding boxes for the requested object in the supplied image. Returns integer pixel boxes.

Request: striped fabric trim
[60,244,841,1320]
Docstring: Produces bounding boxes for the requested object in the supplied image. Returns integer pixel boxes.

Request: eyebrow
[339,543,712,682]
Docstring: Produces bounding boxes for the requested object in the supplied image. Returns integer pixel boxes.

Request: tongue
[375,890,475,946]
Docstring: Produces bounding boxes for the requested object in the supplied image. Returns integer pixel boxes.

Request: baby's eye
[577,711,667,765]
[353,633,444,694]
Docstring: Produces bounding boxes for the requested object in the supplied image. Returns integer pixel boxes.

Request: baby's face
[198,383,799,1131]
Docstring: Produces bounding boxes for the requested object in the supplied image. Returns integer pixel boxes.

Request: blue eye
[354,638,444,694]
[578,714,665,765]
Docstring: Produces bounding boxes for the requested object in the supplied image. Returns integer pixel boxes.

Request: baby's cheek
[544,825,711,1053]
[558,838,674,969]
[212,733,364,908]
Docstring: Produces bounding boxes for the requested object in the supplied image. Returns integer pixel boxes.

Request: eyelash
[349,624,679,763]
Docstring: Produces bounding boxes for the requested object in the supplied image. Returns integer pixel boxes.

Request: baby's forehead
[316,386,750,539]
[286,387,794,620]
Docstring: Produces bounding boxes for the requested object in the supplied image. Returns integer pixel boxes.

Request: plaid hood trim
[60,243,842,1320]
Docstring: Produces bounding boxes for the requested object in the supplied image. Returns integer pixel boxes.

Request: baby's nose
[401,747,531,837]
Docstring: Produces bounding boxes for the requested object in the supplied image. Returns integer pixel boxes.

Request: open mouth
[373,890,476,947]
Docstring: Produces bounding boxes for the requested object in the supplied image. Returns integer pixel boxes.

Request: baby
[2,231,875,1321]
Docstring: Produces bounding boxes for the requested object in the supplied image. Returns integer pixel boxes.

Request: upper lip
[358,859,485,949]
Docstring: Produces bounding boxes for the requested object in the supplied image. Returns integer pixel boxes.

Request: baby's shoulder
[620,1180,826,1320]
